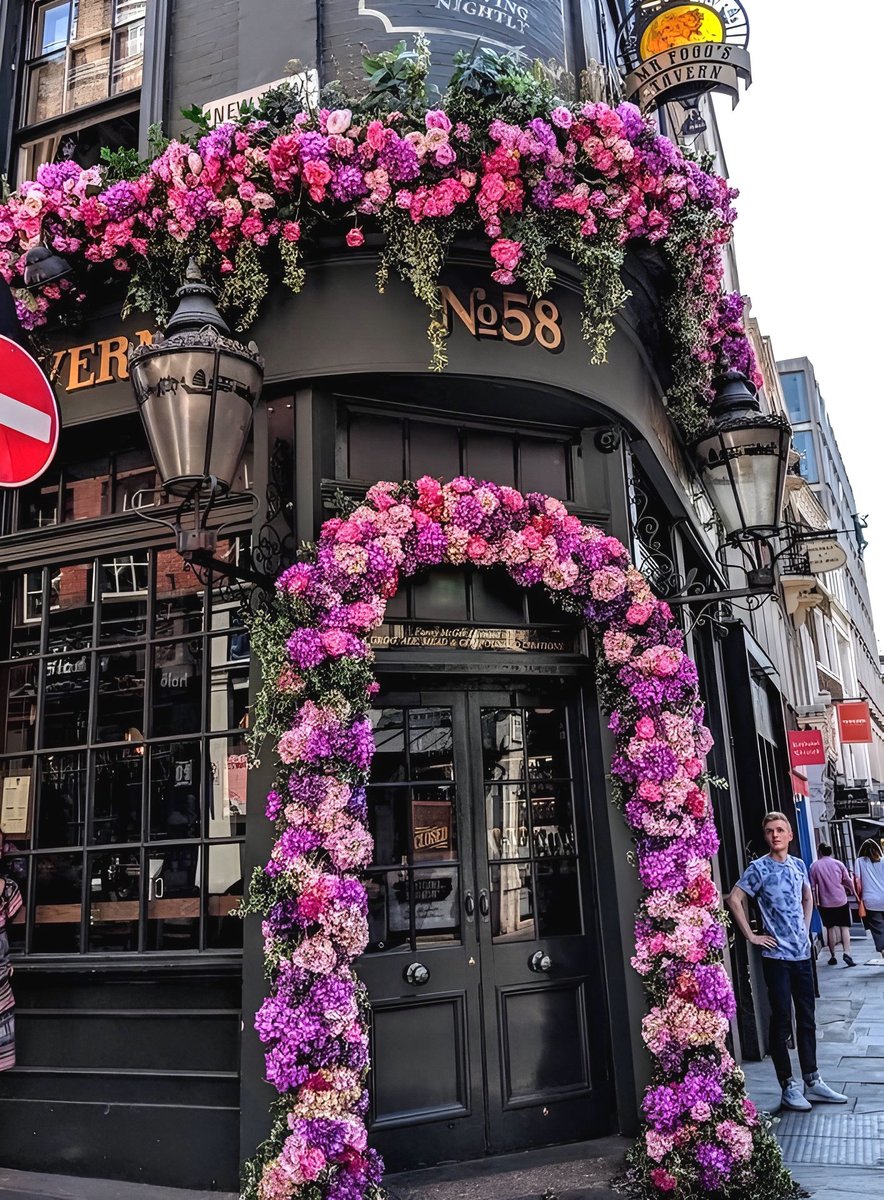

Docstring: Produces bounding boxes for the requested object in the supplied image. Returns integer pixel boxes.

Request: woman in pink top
[809,844,856,967]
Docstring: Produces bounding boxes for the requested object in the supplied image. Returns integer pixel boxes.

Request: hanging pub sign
[616,1,752,116]
[836,700,874,745]
[834,785,871,818]
[357,0,569,70]
[788,729,826,768]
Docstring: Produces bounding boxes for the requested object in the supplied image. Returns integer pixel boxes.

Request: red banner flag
[788,729,826,766]
[836,701,874,745]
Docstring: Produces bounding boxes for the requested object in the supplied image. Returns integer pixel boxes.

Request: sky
[710,2,884,646]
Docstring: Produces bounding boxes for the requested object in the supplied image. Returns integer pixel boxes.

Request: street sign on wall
[0,334,60,487]
[837,701,874,745]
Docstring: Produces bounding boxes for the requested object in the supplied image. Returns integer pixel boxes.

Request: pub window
[0,539,249,956]
[15,0,145,184]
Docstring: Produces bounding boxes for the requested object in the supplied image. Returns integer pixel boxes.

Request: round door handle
[529,951,552,973]
[405,962,430,987]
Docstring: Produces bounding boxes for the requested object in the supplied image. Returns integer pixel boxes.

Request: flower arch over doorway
[242,477,797,1200]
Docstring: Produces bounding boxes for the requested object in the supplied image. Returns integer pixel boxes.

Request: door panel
[359,684,612,1171]
[358,693,485,1170]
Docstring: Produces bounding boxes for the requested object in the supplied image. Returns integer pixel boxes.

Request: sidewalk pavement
[741,927,884,1200]
[2,933,881,1200]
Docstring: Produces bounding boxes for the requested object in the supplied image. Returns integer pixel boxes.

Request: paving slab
[0,1169,236,1200]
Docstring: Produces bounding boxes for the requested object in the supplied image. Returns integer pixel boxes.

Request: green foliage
[100,144,145,182]
[359,35,433,113]
[179,103,213,139]
[446,43,554,122]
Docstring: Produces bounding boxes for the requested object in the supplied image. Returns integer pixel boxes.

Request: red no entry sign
[0,333,60,487]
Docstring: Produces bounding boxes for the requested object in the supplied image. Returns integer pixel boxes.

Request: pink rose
[346,227,364,248]
[425,110,452,132]
[550,106,573,129]
[326,108,352,135]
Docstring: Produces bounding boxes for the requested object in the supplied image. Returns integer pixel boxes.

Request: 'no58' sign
[440,286,563,351]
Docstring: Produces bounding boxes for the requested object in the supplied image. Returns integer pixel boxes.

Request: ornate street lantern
[691,371,792,538]
[129,260,264,497]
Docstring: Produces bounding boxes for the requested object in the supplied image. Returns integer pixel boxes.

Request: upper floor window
[780,371,810,423]
[793,431,819,484]
[16,0,145,184]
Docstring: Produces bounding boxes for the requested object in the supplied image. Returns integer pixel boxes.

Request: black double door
[357,683,612,1171]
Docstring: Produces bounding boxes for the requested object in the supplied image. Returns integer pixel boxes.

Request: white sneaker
[804,1077,848,1104]
[781,1080,812,1111]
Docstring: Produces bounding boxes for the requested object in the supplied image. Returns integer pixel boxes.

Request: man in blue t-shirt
[727,811,848,1112]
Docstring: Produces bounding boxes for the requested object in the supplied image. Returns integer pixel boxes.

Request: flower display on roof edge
[0,42,760,437]
[241,476,799,1200]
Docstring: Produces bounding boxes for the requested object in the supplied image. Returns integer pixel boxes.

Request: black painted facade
[0,0,775,1191]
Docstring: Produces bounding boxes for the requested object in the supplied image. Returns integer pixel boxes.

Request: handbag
[855,870,870,926]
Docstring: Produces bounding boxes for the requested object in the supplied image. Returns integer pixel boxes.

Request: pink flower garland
[247,476,795,1200]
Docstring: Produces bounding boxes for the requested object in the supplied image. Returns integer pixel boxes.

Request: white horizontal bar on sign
[0,391,52,442]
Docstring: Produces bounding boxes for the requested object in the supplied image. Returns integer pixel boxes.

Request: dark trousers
[762,956,817,1086]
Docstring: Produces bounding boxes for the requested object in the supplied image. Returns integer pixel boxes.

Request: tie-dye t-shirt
[735,854,811,961]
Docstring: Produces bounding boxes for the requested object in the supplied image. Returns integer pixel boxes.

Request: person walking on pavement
[854,839,884,961]
[809,843,856,967]
[727,811,848,1112]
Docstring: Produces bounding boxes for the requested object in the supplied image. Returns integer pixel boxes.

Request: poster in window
[1,773,31,836]
[412,797,454,861]
[224,753,248,817]
[387,868,458,933]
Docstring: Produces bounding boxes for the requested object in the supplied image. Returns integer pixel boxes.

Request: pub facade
[0,0,787,1192]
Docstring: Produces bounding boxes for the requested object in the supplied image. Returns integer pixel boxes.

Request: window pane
[62,459,111,522]
[781,371,809,422]
[97,555,149,644]
[1,662,38,753]
[465,431,515,487]
[18,470,61,530]
[206,843,243,948]
[33,852,83,953]
[486,784,529,860]
[471,568,524,623]
[365,871,409,953]
[42,654,92,748]
[530,783,575,856]
[207,735,247,839]
[149,740,201,840]
[111,451,156,513]
[86,850,140,952]
[92,745,143,844]
[409,420,460,481]
[210,539,250,631]
[369,708,406,782]
[208,640,249,733]
[47,563,94,651]
[411,567,468,620]
[414,866,460,947]
[535,859,581,936]
[73,0,113,38]
[115,0,147,21]
[491,862,533,941]
[2,859,27,951]
[146,844,200,951]
[151,640,203,736]
[411,786,456,862]
[154,550,206,636]
[348,414,403,482]
[408,708,453,781]
[67,32,111,111]
[35,0,72,54]
[794,431,819,484]
[95,647,146,742]
[37,751,87,847]
[111,18,143,94]
[482,708,525,780]
[0,758,35,850]
[368,786,408,867]
[520,437,568,498]
[27,56,66,123]
[525,707,570,780]
[11,574,43,656]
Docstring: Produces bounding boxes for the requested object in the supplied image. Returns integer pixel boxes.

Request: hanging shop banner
[834,785,870,818]
[836,701,874,745]
[790,771,809,799]
[616,1,751,115]
[788,729,826,768]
